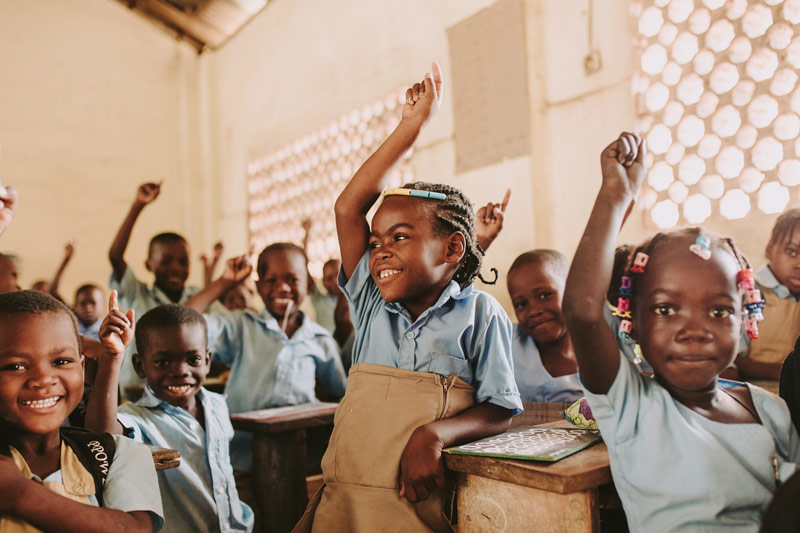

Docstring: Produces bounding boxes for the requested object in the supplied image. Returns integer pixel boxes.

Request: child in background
[297,63,520,533]
[200,241,225,287]
[185,246,347,474]
[563,132,799,532]
[507,250,582,403]
[0,178,20,293]
[73,284,106,341]
[41,241,77,303]
[108,181,205,399]
[737,209,800,384]
[85,296,253,533]
[0,253,20,294]
[0,290,163,532]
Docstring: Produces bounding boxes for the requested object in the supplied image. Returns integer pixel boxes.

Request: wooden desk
[231,403,338,533]
[149,446,180,471]
[444,421,615,533]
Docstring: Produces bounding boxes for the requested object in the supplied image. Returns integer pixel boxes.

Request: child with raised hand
[296,62,520,533]
[507,250,582,403]
[85,292,254,533]
[108,181,205,399]
[184,248,346,475]
[563,133,800,532]
[0,290,163,532]
[737,209,800,384]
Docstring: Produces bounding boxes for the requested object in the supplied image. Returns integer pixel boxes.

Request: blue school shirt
[511,325,582,403]
[109,268,205,399]
[340,251,522,414]
[118,386,254,533]
[582,354,800,532]
[78,318,103,341]
[204,308,347,471]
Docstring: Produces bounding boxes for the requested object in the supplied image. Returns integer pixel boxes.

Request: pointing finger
[109,290,119,312]
[500,189,511,212]
[431,61,443,101]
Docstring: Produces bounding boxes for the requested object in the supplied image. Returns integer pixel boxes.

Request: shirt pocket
[426,352,472,379]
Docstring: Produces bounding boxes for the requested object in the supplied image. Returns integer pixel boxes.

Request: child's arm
[49,241,75,302]
[335,62,443,279]
[475,189,511,252]
[0,179,18,239]
[200,241,224,287]
[0,459,153,533]
[85,291,135,435]
[108,182,161,283]
[333,293,353,347]
[184,255,252,313]
[563,133,647,394]
[399,402,511,502]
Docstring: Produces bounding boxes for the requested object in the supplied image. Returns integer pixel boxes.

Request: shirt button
[224,523,230,530]
[209,452,216,459]
[406,331,414,339]
[216,486,225,494]
[189,422,197,430]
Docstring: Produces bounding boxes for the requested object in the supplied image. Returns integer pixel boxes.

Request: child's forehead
[0,312,80,352]
[772,226,800,247]
[508,261,565,292]
[638,241,740,294]
[151,240,189,255]
[140,323,207,355]
[373,196,436,231]
[258,248,307,273]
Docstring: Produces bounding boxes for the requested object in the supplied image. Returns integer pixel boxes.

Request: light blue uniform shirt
[109,268,206,399]
[341,251,522,414]
[36,435,165,531]
[309,286,337,333]
[118,386,253,533]
[582,354,800,532]
[511,325,582,403]
[204,308,347,471]
[78,318,103,341]
[738,265,800,357]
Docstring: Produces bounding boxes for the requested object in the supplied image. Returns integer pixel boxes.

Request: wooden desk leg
[455,473,599,533]
[252,429,309,533]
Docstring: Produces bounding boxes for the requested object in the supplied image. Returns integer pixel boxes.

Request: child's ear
[444,232,466,264]
[132,353,147,379]
[80,353,86,371]
[204,350,212,368]
[765,242,775,262]
[144,258,154,273]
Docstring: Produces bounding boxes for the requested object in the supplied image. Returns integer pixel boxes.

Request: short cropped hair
[75,283,102,297]
[508,249,570,281]
[134,304,208,356]
[256,242,308,279]
[323,258,340,270]
[0,290,80,349]
[148,232,188,258]
[768,208,800,248]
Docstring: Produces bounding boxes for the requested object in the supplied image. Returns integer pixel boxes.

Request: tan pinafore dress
[294,363,476,533]
[748,287,800,365]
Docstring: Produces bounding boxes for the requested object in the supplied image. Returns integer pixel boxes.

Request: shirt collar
[254,307,316,339]
[150,283,196,305]
[756,265,796,300]
[384,280,472,321]
[137,384,206,409]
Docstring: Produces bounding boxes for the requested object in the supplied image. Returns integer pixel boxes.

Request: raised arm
[49,241,75,302]
[200,241,224,287]
[85,291,134,435]
[334,62,444,279]
[108,182,161,282]
[184,255,251,313]
[476,189,511,252]
[562,133,647,394]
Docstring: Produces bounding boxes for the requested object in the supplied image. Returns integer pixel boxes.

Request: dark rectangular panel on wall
[447,0,531,174]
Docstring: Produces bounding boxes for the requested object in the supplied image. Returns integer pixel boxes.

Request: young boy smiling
[86,295,253,533]
[0,290,163,532]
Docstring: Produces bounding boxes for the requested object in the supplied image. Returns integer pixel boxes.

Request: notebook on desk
[446,426,602,462]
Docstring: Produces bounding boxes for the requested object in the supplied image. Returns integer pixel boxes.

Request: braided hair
[401,182,497,287]
[616,228,752,331]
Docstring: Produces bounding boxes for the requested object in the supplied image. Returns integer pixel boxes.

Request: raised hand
[0,179,18,239]
[134,181,162,207]
[98,290,135,358]
[64,241,76,260]
[600,132,647,199]
[223,255,252,283]
[402,61,444,127]
[476,189,511,251]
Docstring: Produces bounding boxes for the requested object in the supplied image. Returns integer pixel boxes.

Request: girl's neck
[2,426,62,478]
[403,279,453,322]
[655,374,719,409]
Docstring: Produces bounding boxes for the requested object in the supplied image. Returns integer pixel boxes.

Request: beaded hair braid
[400,182,497,287]
[612,228,764,342]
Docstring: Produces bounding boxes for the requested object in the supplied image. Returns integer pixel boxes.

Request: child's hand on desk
[223,255,252,283]
[98,290,135,359]
[476,188,511,251]
[402,61,444,128]
[399,425,447,503]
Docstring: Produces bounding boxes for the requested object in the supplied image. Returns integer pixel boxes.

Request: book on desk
[446,426,602,462]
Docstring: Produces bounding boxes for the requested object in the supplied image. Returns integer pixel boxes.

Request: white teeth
[379,269,400,279]
[167,385,192,394]
[273,298,291,305]
[21,397,60,409]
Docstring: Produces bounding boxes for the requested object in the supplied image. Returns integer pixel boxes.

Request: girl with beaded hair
[294,62,521,533]
[563,132,800,532]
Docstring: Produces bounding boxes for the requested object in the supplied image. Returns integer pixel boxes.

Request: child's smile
[507,262,568,344]
[0,313,83,436]
[257,249,308,321]
[634,238,742,393]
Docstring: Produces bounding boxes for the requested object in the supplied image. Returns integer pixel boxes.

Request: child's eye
[652,304,676,316]
[710,307,732,319]
[54,358,76,367]
[154,359,169,368]
[513,300,526,310]
[368,241,380,249]
[1,362,26,372]
[537,291,554,301]
[188,356,202,365]
[786,248,798,258]
[394,234,408,242]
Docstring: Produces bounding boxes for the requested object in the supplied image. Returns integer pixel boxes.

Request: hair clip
[744,318,759,340]
[384,188,447,201]
[617,298,630,313]
[689,236,711,260]
[631,252,649,273]
[744,289,762,305]
[737,269,754,291]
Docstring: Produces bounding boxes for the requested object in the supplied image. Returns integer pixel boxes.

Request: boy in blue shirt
[86,295,253,533]
[0,290,163,532]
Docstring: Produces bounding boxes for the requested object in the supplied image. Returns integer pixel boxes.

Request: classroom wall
[204,0,639,311]
[0,0,206,299]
